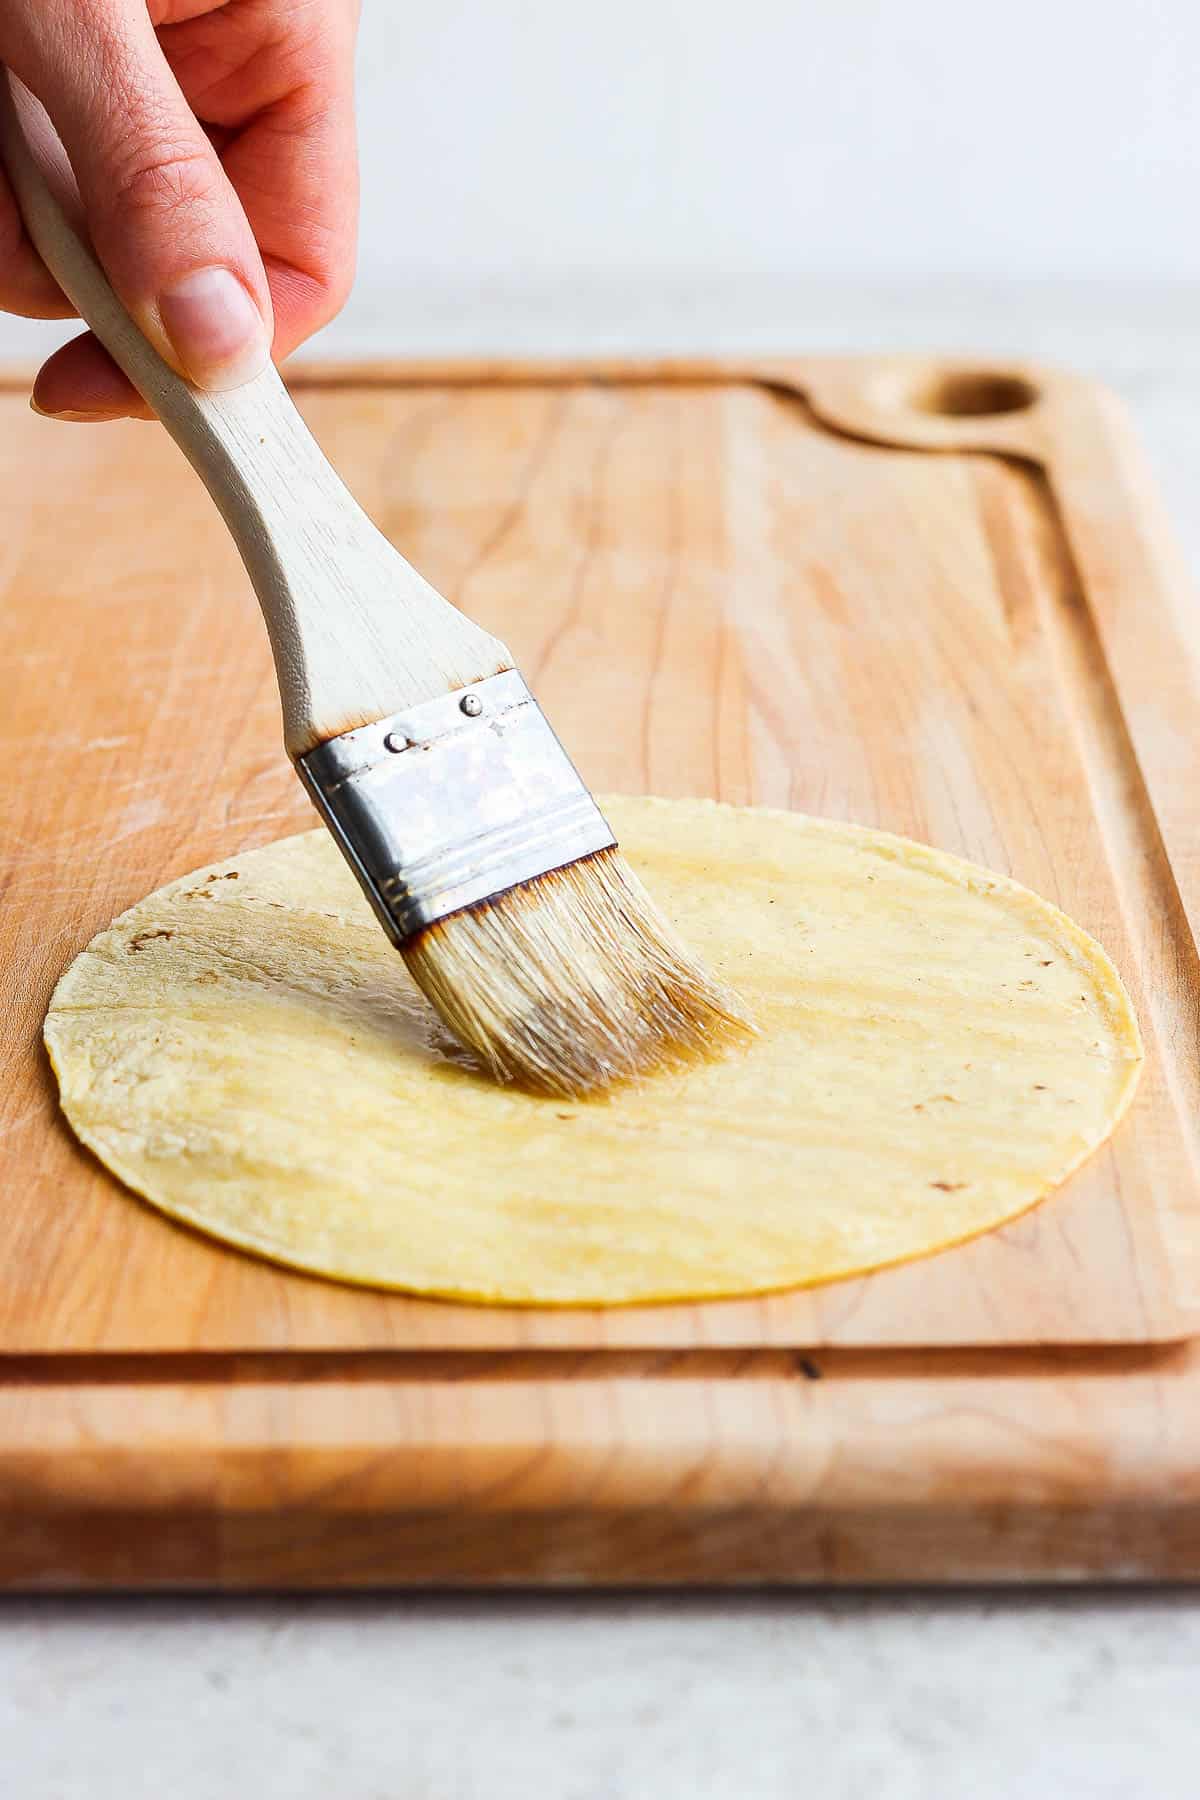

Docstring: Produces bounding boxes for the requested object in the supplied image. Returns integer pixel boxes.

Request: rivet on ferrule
[296,670,616,944]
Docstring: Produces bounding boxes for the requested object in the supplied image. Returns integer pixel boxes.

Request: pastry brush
[0,73,750,1096]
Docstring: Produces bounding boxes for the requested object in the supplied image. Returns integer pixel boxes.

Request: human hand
[1,0,359,420]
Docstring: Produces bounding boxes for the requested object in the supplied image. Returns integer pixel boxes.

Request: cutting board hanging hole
[905,369,1041,418]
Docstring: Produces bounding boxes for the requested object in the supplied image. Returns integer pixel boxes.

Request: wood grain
[4,1341,1200,1587]
[1,359,1197,1352]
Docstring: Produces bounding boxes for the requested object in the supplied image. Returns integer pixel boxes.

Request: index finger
[160,3,359,361]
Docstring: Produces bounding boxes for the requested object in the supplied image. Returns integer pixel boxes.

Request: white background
[349,0,1200,289]
[3,0,1200,361]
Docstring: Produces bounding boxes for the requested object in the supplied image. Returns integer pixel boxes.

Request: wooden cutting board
[3,355,1200,1585]
[2,356,1197,1350]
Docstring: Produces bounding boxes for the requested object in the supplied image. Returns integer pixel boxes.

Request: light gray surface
[5,290,1200,1797]
[3,1591,1199,1799]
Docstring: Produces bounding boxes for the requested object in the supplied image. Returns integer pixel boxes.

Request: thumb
[9,1,272,391]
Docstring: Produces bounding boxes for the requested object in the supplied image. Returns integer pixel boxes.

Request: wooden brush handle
[0,71,508,756]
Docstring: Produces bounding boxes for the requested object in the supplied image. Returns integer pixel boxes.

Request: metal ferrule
[297,669,616,944]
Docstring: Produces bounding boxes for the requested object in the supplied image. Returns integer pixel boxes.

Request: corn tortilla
[44,797,1142,1304]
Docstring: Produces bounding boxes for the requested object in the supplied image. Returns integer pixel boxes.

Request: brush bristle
[400,846,754,1096]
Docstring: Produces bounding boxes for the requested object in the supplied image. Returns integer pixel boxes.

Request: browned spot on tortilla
[127,929,174,953]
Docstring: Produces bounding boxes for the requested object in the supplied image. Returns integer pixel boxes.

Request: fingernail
[30,397,121,423]
[157,267,270,391]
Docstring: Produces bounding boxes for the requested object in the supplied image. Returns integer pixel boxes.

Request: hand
[0,0,359,420]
